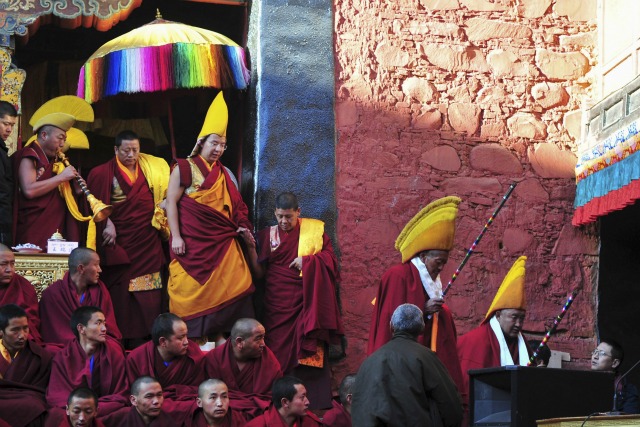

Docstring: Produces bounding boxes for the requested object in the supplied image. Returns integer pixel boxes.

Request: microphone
[608,357,640,415]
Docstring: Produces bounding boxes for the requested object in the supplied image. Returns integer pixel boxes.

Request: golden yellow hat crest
[395,196,461,263]
[198,91,228,139]
[484,256,527,321]
[29,96,94,150]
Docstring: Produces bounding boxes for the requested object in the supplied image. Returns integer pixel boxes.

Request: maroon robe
[457,320,530,409]
[203,339,282,419]
[46,336,129,426]
[171,158,254,337]
[121,407,178,427]
[0,273,42,342]
[245,406,321,427]
[126,340,205,423]
[12,142,80,249]
[321,400,351,427]
[367,262,465,395]
[55,417,106,427]
[39,272,121,346]
[87,159,165,339]
[184,403,247,427]
[0,340,51,427]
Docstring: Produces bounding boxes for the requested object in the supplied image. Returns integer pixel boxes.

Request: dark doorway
[598,200,640,392]
[12,0,250,194]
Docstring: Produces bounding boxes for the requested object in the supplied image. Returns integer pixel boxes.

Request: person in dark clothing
[351,303,462,427]
[591,339,640,414]
[0,101,17,246]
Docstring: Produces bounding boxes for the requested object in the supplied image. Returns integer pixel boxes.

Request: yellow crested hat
[29,96,94,150]
[484,256,527,322]
[395,196,461,263]
[198,91,228,139]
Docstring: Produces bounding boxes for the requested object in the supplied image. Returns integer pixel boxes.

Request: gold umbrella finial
[156,9,162,19]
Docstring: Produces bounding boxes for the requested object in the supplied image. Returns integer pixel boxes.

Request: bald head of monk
[230,318,266,362]
[0,244,15,286]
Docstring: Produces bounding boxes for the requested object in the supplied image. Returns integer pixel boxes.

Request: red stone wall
[333,0,600,380]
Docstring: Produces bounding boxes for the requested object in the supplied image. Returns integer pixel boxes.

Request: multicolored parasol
[77,12,250,104]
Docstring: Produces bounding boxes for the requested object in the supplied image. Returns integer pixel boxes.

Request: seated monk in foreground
[322,374,355,427]
[59,387,106,427]
[203,318,282,420]
[40,247,121,348]
[184,379,247,427]
[123,376,178,427]
[46,306,129,426]
[0,244,42,342]
[127,313,205,423]
[0,304,51,427]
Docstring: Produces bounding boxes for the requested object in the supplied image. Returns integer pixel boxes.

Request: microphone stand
[608,357,640,415]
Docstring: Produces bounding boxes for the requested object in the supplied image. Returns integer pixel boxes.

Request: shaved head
[0,243,11,254]
[198,378,227,398]
[230,318,262,340]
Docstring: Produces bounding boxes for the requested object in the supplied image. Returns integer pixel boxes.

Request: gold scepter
[57,150,113,222]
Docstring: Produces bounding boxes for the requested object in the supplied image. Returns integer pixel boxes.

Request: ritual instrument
[56,150,113,222]
[431,183,517,352]
[527,288,579,366]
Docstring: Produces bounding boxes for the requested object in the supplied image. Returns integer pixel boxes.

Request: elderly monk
[185,379,248,427]
[322,374,355,427]
[40,247,121,347]
[367,196,464,395]
[0,243,41,342]
[46,306,129,426]
[60,387,106,427]
[203,318,282,420]
[87,130,169,347]
[127,313,204,423]
[242,192,343,409]
[0,304,51,427]
[166,92,254,341]
[457,256,530,418]
[12,96,94,249]
[124,376,178,427]
[245,376,321,427]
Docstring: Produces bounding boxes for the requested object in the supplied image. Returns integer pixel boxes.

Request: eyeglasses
[592,349,612,358]
[210,142,227,151]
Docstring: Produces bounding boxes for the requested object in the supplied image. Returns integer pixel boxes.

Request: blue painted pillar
[247,0,337,242]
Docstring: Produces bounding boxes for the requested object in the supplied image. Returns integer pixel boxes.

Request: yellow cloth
[115,156,139,184]
[138,153,170,240]
[168,169,252,319]
[297,218,324,277]
[0,339,16,363]
[51,162,96,250]
[395,196,461,263]
[485,256,527,321]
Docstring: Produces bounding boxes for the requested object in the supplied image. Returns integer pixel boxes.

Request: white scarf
[489,315,529,366]
[411,256,442,299]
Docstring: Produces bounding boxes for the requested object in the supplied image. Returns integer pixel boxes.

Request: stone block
[413,109,443,130]
[516,0,552,18]
[563,110,582,141]
[465,18,532,42]
[448,103,481,135]
[409,21,464,38]
[531,82,569,109]
[421,44,490,73]
[419,0,460,9]
[402,77,438,103]
[513,178,549,203]
[336,100,358,127]
[559,32,596,49]
[507,113,547,139]
[460,0,509,11]
[470,143,522,174]
[421,145,461,171]
[487,49,538,77]
[527,143,577,178]
[375,43,410,68]
[553,0,596,22]
[501,228,534,255]
[441,177,503,196]
[553,224,598,256]
[476,86,507,108]
[535,49,590,81]
[480,122,507,138]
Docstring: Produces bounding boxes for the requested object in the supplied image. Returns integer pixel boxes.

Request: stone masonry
[333,0,599,380]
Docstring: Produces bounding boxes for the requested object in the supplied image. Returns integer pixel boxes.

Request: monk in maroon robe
[245,377,321,427]
[39,248,121,347]
[58,387,106,427]
[184,379,247,427]
[367,261,465,395]
[46,307,129,426]
[13,126,82,249]
[0,244,41,342]
[126,313,204,423]
[0,304,51,427]
[87,131,169,344]
[203,319,282,420]
[321,374,354,427]
[243,193,343,409]
[124,376,178,427]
